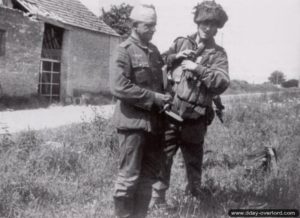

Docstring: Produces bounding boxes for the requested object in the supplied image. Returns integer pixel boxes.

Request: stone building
[0,0,120,102]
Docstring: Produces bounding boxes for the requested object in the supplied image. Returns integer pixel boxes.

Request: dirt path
[0,105,114,134]
[1,90,299,134]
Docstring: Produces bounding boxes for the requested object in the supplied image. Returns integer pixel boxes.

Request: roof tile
[17,0,119,36]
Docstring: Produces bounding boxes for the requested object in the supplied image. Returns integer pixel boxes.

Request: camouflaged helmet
[193,1,228,28]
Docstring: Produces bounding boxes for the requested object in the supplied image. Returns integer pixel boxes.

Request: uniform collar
[129,33,153,53]
[188,32,215,48]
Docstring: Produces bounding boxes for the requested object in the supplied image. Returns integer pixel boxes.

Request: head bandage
[130,4,157,23]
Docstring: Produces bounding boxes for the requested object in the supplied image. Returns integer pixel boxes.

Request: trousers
[152,118,206,200]
[114,129,163,218]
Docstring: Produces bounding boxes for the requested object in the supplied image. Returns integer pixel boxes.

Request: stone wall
[61,26,120,101]
[0,7,43,96]
[0,6,120,101]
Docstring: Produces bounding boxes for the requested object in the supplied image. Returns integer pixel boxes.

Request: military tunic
[111,36,164,134]
[110,35,165,218]
[163,32,230,143]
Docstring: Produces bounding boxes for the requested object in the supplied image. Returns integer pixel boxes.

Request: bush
[281,79,299,88]
[225,80,280,95]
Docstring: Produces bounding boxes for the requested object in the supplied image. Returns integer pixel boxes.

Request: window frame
[38,58,61,102]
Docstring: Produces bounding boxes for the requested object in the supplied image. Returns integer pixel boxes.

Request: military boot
[150,192,177,212]
[131,192,153,218]
[114,196,133,218]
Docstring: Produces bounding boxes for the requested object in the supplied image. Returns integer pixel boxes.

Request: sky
[79,0,300,84]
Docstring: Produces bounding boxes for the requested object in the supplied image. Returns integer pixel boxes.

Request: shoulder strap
[119,40,132,49]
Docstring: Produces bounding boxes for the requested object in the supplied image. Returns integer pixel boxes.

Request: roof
[16,0,119,36]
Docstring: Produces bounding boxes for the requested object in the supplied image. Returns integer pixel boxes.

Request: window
[0,29,5,56]
[38,59,61,102]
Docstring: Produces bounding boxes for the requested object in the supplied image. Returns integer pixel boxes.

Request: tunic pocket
[134,67,151,85]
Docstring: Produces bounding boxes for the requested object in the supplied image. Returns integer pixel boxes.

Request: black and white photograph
[0,0,299,217]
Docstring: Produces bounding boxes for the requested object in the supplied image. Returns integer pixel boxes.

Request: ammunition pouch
[168,65,215,124]
[169,64,204,120]
[171,94,206,120]
[175,70,201,105]
[171,95,215,125]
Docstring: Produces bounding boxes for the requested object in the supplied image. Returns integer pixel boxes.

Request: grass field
[0,91,299,218]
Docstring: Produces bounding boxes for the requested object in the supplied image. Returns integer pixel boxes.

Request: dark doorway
[38,23,64,102]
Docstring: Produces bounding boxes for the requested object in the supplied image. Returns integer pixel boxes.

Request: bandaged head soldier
[152,0,230,207]
[110,4,172,218]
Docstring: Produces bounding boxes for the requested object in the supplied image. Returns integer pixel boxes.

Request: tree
[268,71,286,85]
[101,3,133,39]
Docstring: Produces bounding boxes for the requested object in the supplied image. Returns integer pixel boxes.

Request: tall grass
[0,91,299,217]
[149,91,300,217]
[0,112,119,217]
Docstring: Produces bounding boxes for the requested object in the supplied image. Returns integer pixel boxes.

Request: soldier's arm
[110,46,155,111]
[162,38,196,70]
[195,49,230,95]
[162,37,190,67]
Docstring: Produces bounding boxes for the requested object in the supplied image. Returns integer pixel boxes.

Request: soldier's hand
[175,50,195,60]
[154,93,172,107]
[185,71,195,80]
[181,60,198,72]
